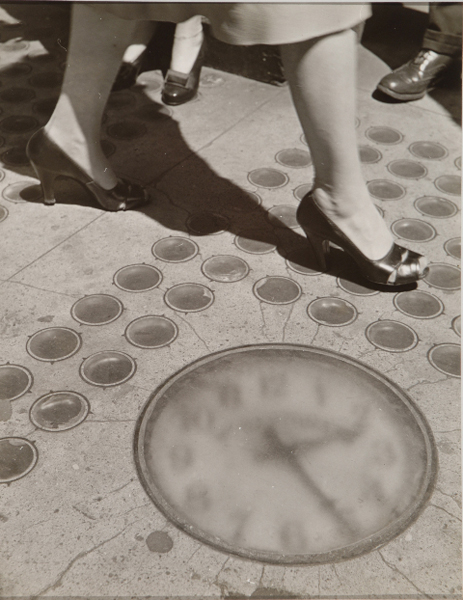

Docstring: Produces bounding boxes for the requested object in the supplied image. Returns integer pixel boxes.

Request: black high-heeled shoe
[161,38,205,106]
[296,192,428,286]
[26,129,149,211]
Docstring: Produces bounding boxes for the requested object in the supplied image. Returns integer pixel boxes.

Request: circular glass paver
[125,316,178,349]
[225,189,261,213]
[80,351,136,387]
[308,297,357,326]
[0,365,33,401]
[452,315,461,337]
[30,391,89,432]
[0,204,8,222]
[101,139,116,158]
[133,104,172,121]
[29,72,62,88]
[186,212,229,236]
[366,320,418,352]
[0,63,32,77]
[2,181,42,204]
[1,146,30,167]
[337,278,379,296]
[391,219,436,242]
[268,205,299,229]
[365,126,403,145]
[106,91,137,110]
[424,263,460,291]
[0,115,38,134]
[248,168,289,189]
[0,87,35,103]
[455,157,461,170]
[434,175,461,196]
[27,327,82,362]
[275,148,312,169]
[393,290,444,319]
[164,283,214,313]
[409,141,448,160]
[152,237,199,263]
[3,40,28,52]
[359,146,382,164]
[253,277,302,305]
[293,183,312,201]
[367,180,406,201]
[201,255,249,283]
[114,264,162,292]
[285,247,324,275]
[0,438,38,483]
[428,344,460,378]
[444,237,461,259]
[414,196,458,219]
[387,160,427,180]
[32,98,57,118]
[234,231,277,255]
[135,344,437,564]
[107,121,147,141]
[71,294,123,326]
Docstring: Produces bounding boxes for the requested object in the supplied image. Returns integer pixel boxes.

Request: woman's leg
[281,29,406,262]
[44,4,143,189]
[169,15,203,75]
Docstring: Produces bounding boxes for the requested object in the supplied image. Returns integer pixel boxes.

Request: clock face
[135,345,436,564]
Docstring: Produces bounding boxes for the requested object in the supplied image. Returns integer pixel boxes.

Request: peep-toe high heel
[296,192,428,286]
[26,128,149,211]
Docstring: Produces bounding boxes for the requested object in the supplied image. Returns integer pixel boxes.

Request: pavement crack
[378,551,432,598]
[281,303,295,342]
[177,315,211,351]
[406,378,448,392]
[107,479,135,495]
[436,486,462,508]
[310,324,321,345]
[72,505,97,521]
[258,302,271,342]
[187,545,201,563]
[429,502,462,522]
[32,520,138,597]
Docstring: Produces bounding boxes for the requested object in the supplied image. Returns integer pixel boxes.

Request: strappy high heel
[161,38,205,106]
[296,192,428,286]
[26,128,149,211]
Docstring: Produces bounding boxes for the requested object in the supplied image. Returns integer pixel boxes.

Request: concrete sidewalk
[0,3,461,599]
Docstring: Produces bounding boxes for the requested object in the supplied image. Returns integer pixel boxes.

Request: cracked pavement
[0,3,461,599]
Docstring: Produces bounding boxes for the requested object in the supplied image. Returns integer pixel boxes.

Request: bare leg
[170,15,203,75]
[44,4,143,189]
[281,29,402,262]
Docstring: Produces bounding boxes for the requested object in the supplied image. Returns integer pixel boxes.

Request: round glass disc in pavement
[409,141,448,160]
[0,205,8,223]
[414,196,458,219]
[308,297,357,327]
[125,316,178,349]
[152,237,199,263]
[452,316,461,337]
[27,327,82,362]
[275,149,312,169]
[391,219,436,242]
[201,256,250,283]
[164,283,214,313]
[114,264,163,292]
[0,364,33,401]
[393,290,444,320]
[30,391,89,431]
[434,175,461,196]
[80,351,136,387]
[267,205,299,229]
[366,320,418,352]
[367,180,406,201]
[387,160,427,179]
[428,344,461,378]
[424,263,460,291]
[135,344,437,564]
[71,294,123,326]
[359,146,382,164]
[253,277,302,305]
[365,126,403,145]
[444,237,461,260]
[248,168,289,189]
[0,437,38,483]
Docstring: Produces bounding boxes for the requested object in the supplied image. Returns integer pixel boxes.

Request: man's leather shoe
[377,50,454,101]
